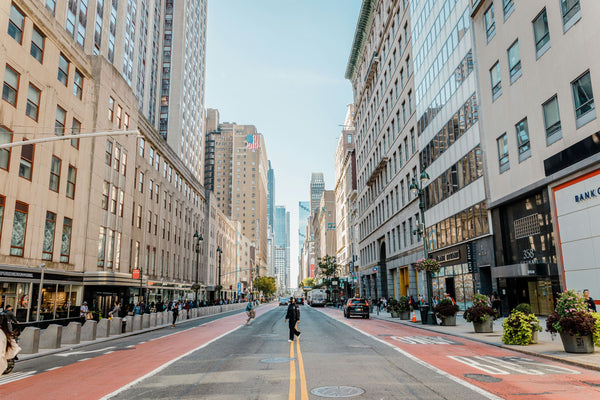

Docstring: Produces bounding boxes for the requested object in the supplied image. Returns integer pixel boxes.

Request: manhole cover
[311,386,365,398]
[260,357,295,363]
[463,374,503,383]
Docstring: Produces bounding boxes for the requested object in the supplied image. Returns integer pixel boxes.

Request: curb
[370,314,600,373]
[18,305,264,361]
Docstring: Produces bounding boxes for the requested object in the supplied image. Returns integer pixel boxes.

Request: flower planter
[531,330,539,344]
[440,314,457,326]
[400,311,410,320]
[559,332,594,353]
[473,318,493,333]
[390,311,398,318]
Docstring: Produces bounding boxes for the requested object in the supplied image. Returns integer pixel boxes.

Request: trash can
[419,305,430,325]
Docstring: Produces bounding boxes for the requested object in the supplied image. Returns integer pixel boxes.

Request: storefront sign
[435,250,461,263]
[0,270,34,279]
[132,269,140,279]
[431,244,468,266]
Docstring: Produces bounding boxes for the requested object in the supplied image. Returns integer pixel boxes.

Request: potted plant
[397,296,411,320]
[502,304,542,345]
[546,289,596,353]
[386,299,399,318]
[434,298,459,326]
[464,294,498,333]
[414,258,441,274]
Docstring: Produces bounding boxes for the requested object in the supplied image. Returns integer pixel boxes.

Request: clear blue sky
[205,0,362,286]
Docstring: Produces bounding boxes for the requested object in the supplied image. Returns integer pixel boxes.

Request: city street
[2,304,600,399]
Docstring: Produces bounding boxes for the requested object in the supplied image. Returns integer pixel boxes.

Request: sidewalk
[368,307,600,372]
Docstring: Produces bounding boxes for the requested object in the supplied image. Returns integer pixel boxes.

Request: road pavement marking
[78,358,92,362]
[296,340,309,400]
[99,324,245,400]
[55,346,116,357]
[0,371,37,386]
[317,308,503,400]
[289,341,296,400]
[450,356,580,376]
[391,336,457,345]
[45,367,61,372]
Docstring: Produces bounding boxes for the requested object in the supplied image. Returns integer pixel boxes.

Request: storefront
[490,189,559,315]
[430,243,476,310]
[0,266,84,323]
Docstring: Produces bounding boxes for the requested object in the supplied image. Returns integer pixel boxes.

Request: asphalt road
[109,305,487,400]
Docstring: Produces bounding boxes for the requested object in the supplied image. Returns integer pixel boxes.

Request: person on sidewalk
[245,301,254,325]
[584,289,597,312]
[171,301,179,328]
[108,302,120,319]
[0,314,20,375]
[3,306,18,334]
[285,298,301,342]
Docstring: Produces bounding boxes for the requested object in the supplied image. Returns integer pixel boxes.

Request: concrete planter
[531,330,539,344]
[390,311,398,318]
[559,332,594,353]
[440,314,457,326]
[399,311,411,320]
[473,318,494,333]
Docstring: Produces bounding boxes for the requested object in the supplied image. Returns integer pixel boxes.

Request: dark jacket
[286,304,299,322]
[586,297,597,312]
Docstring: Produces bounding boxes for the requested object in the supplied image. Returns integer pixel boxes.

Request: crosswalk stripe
[0,371,37,386]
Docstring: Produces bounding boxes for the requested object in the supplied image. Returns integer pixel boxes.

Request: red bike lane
[320,307,600,400]
[0,305,274,400]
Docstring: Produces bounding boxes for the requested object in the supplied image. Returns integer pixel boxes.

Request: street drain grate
[311,386,365,398]
[463,374,503,383]
[260,357,295,363]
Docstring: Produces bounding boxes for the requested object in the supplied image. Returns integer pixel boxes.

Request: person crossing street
[284,297,301,342]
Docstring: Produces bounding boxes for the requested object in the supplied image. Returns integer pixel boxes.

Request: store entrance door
[445,277,456,301]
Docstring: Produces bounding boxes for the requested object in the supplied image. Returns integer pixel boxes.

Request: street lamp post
[193,230,203,305]
[410,170,437,325]
[216,246,223,301]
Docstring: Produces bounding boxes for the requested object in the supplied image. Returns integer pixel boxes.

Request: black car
[343,298,370,319]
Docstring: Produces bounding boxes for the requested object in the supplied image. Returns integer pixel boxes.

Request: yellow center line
[289,340,296,400]
[296,340,309,400]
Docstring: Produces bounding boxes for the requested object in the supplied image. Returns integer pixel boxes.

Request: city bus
[293,290,304,305]
[307,289,326,307]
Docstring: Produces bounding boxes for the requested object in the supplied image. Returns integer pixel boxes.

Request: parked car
[343,298,370,319]
[279,297,290,306]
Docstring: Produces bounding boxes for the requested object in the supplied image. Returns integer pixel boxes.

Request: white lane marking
[100,324,246,399]
[316,309,504,400]
[126,345,135,348]
[450,356,580,376]
[78,357,92,362]
[45,367,61,372]
[104,351,114,355]
[55,346,116,357]
[0,371,37,386]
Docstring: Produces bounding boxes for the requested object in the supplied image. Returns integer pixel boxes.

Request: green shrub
[514,303,532,315]
[502,310,542,345]
[434,298,459,317]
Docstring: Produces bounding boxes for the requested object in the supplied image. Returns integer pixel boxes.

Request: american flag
[246,134,261,150]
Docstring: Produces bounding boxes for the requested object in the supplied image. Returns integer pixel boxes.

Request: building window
[55,105,66,135]
[121,152,127,176]
[490,62,502,100]
[25,84,41,121]
[49,155,61,191]
[118,190,124,216]
[97,227,106,267]
[484,4,495,41]
[30,26,45,63]
[497,133,509,173]
[503,0,514,18]
[10,201,28,256]
[105,140,112,166]
[42,211,56,260]
[136,205,142,228]
[110,186,118,214]
[149,147,154,166]
[116,105,122,128]
[138,171,144,193]
[66,165,76,199]
[73,69,83,99]
[8,4,24,44]
[113,147,120,171]
[533,9,550,58]
[0,126,12,170]
[19,143,34,180]
[46,0,56,15]
[543,95,562,145]
[123,113,129,130]
[3,65,19,107]
[139,138,145,157]
[108,96,114,121]
[571,71,596,127]
[515,118,531,162]
[0,196,4,241]
[58,54,69,86]
[561,0,581,30]
[60,217,72,263]
[102,181,109,210]
[71,118,81,148]
[507,40,521,83]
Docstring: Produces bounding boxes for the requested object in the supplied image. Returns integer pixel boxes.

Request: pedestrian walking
[3,306,18,334]
[245,301,254,325]
[80,301,89,319]
[133,302,143,316]
[0,314,21,375]
[584,289,597,312]
[491,291,502,315]
[108,302,120,319]
[284,298,301,342]
[171,302,179,327]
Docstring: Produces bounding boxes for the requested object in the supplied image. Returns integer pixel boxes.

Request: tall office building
[471,0,599,313]
[346,0,423,300]
[42,0,207,181]
[411,0,491,308]
[274,206,290,289]
[203,110,269,275]
[267,161,275,230]
[298,201,310,255]
[310,172,325,214]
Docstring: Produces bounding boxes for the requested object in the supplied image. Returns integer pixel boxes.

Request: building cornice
[345,0,378,81]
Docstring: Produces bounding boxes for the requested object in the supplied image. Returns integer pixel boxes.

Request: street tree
[302,277,315,288]
[317,255,338,279]
[253,276,276,297]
